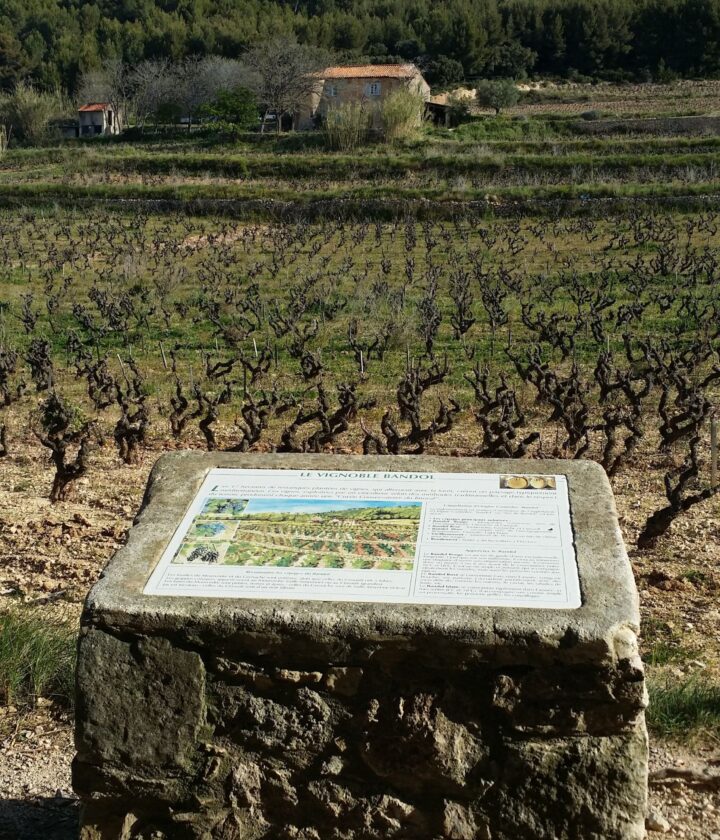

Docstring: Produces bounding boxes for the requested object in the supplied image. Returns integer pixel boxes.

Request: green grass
[3,179,720,222]
[647,674,720,739]
[644,641,698,666]
[678,569,710,586]
[0,608,77,709]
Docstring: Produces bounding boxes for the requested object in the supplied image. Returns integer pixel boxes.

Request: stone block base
[74,453,648,840]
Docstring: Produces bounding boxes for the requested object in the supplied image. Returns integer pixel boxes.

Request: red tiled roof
[320,64,420,79]
[78,103,110,113]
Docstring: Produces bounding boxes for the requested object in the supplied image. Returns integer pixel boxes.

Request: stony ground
[1,429,719,838]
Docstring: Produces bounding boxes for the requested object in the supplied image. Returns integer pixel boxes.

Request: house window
[365,82,381,96]
[327,84,338,97]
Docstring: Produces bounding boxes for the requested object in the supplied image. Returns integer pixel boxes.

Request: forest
[3,0,720,94]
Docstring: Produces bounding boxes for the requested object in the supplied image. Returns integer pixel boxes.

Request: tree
[475,78,519,114]
[129,59,174,129]
[0,32,28,92]
[243,39,329,133]
[198,87,258,128]
[77,58,130,129]
[425,55,465,87]
[446,92,472,126]
[171,56,252,129]
[485,43,537,79]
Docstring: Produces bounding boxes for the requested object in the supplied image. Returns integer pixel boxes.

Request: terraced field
[3,79,720,840]
[172,504,421,570]
[3,94,720,217]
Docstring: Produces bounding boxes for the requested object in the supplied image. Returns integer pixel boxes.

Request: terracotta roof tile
[78,103,110,113]
[320,64,420,79]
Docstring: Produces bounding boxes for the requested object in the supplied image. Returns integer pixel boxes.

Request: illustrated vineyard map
[172,498,422,571]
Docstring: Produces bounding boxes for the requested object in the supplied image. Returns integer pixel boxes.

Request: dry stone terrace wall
[74,452,649,840]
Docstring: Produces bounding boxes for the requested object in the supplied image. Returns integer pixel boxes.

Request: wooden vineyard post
[711,410,718,487]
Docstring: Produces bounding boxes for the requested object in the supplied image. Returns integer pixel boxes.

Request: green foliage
[352,558,374,569]
[0,82,63,146]
[0,608,76,709]
[323,556,345,568]
[197,88,258,129]
[425,56,465,87]
[34,393,87,438]
[1,0,720,94]
[379,88,426,144]
[647,674,720,739]
[644,641,696,666]
[476,79,520,115]
[678,569,710,585]
[451,116,552,141]
[324,102,371,151]
[445,93,472,126]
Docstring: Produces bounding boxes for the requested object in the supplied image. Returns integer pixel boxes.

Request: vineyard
[1,97,720,837]
[230,505,420,570]
[1,190,719,548]
[172,502,421,570]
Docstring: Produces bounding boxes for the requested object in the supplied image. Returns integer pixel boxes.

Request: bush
[0,82,63,146]
[452,116,554,142]
[476,79,520,114]
[379,88,426,144]
[446,93,471,126]
[0,607,76,709]
[197,86,258,130]
[324,101,371,151]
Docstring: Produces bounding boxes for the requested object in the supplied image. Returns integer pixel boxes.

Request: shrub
[197,87,258,130]
[324,101,371,151]
[0,608,76,709]
[0,82,63,146]
[446,93,471,126]
[475,79,519,115]
[379,88,426,144]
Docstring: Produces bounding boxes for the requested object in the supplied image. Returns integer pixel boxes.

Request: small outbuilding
[78,103,121,137]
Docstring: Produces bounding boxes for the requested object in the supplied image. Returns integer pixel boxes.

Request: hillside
[2,0,720,93]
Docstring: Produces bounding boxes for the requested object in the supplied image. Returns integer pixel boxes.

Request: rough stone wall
[75,622,648,840]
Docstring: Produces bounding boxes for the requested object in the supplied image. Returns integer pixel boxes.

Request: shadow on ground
[0,796,78,840]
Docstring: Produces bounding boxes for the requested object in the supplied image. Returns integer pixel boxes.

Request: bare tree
[163,57,252,130]
[129,59,173,130]
[77,58,131,129]
[243,39,328,133]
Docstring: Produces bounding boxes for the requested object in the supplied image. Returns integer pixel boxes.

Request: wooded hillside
[2,0,720,94]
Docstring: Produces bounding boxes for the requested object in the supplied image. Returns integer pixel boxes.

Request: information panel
[143,468,581,609]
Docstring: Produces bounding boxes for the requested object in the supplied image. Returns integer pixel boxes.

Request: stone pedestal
[74,453,648,840]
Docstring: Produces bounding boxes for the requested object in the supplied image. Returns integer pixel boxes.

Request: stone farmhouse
[77,103,121,137]
[297,64,431,130]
